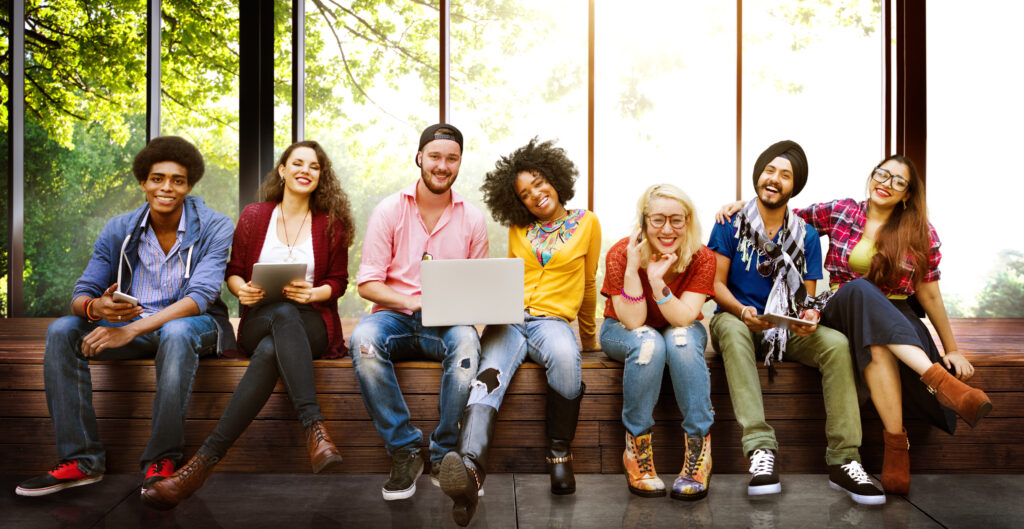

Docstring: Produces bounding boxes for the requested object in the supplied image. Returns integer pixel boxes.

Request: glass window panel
[160,0,240,220]
[595,1,737,315]
[451,0,588,260]
[304,1,438,317]
[22,1,148,316]
[927,1,1024,317]
[742,0,882,287]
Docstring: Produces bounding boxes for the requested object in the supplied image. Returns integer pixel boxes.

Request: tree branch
[310,0,412,127]
[25,74,88,121]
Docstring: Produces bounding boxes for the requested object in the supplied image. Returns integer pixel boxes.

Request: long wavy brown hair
[259,140,355,249]
[866,154,930,289]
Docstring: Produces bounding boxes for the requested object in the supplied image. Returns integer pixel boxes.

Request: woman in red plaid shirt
[718,154,992,496]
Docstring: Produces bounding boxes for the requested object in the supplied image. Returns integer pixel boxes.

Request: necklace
[280,204,310,263]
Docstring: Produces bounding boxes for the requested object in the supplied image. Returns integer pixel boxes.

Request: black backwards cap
[416,123,463,166]
[752,140,808,198]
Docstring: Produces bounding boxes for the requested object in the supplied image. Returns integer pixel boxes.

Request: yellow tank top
[830,237,907,300]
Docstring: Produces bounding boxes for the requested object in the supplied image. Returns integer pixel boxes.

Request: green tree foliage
[972,250,1024,318]
[1,0,541,317]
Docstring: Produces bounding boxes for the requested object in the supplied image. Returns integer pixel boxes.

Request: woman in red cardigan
[142,140,354,510]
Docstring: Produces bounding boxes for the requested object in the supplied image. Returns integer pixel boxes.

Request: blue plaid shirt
[131,210,188,316]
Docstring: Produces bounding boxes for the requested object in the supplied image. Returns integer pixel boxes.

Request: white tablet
[760,312,815,329]
[250,263,308,303]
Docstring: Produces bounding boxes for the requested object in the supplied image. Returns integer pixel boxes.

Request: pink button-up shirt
[357,181,489,314]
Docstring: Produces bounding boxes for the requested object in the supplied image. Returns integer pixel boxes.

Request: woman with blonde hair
[599,184,717,500]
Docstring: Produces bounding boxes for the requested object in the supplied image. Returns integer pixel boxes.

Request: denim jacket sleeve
[71,213,131,301]
[181,211,234,314]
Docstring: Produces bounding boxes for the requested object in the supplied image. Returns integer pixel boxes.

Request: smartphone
[636,214,647,243]
[113,291,140,307]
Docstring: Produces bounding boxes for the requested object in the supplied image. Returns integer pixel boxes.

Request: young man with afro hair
[16,136,236,498]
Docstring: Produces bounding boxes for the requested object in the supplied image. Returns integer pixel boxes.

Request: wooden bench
[2,318,1022,475]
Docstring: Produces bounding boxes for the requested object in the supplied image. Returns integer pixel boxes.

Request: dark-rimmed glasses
[871,167,909,192]
[757,240,782,277]
[647,214,686,229]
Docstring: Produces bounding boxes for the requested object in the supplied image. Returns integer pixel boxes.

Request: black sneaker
[382,448,423,501]
[828,460,886,505]
[747,448,781,496]
[15,461,103,497]
[430,462,441,487]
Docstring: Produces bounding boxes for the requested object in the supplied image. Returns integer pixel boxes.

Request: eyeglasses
[757,240,782,277]
[647,214,686,229]
[871,168,909,192]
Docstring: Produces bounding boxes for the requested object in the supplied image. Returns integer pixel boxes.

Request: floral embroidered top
[794,198,941,297]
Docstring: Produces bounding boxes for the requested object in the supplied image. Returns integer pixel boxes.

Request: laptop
[420,258,525,327]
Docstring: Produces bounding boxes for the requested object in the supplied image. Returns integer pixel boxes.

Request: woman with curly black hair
[142,140,355,510]
[439,138,601,526]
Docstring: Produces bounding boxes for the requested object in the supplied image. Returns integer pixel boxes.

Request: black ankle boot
[546,383,585,495]
[441,404,496,527]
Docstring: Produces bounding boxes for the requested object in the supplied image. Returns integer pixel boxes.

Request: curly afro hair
[480,137,578,227]
[132,136,205,186]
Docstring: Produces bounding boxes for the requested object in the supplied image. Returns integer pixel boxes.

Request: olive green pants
[709,312,862,466]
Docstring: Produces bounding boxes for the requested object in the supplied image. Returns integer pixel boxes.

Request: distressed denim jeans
[710,311,862,466]
[467,314,583,410]
[349,310,480,465]
[600,318,714,438]
[44,314,217,476]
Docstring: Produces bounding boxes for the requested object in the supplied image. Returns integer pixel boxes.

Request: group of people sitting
[15,125,992,526]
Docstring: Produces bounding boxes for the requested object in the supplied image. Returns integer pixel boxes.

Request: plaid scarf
[733,199,829,372]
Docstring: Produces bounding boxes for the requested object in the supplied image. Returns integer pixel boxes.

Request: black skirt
[822,278,957,434]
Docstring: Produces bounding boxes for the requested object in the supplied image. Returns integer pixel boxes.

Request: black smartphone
[636,214,646,243]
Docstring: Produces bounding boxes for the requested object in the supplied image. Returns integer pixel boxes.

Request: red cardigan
[226,201,350,358]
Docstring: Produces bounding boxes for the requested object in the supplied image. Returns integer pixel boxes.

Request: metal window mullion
[292,0,305,142]
[146,0,161,142]
[7,0,25,317]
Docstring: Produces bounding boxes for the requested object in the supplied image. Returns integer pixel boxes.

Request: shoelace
[749,449,775,476]
[49,461,76,475]
[633,436,655,474]
[175,455,206,481]
[841,461,871,484]
[147,459,172,477]
[308,423,329,445]
[683,438,704,475]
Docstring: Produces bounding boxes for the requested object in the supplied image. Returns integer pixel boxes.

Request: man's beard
[757,182,792,210]
[421,167,456,195]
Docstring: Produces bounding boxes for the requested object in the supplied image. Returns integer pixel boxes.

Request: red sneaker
[15,461,103,497]
[142,458,176,490]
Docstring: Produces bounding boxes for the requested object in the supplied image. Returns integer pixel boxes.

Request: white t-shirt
[257,205,315,283]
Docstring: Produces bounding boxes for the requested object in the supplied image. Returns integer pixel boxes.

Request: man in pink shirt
[351,123,489,501]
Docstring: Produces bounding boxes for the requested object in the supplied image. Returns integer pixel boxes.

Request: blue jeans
[44,314,217,475]
[349,310,480,465]
[468,314,583,410]
[600,318,714,438]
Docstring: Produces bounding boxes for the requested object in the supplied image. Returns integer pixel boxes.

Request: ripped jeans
[349,310,480,465]
[600,318,713,438]
[467,314,582,410]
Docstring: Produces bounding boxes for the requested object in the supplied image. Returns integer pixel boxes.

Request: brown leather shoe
[920,363,993,427]
[881,429,910,494]
[307,421,343,473]
[140,452,217,510]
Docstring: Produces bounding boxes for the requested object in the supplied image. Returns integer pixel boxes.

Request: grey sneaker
[383,448,423,501]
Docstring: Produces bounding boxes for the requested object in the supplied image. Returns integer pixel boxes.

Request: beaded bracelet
[654,292,673,305]
[620,288,645,303]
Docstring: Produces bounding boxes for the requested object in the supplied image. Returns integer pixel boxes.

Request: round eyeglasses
[871,168,909,192]
[647,214,686,229]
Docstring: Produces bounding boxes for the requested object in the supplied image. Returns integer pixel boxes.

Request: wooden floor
[2,317,1022,475]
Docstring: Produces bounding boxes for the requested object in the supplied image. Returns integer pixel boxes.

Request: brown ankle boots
[920,363,993,427]
[881,429,910,494]
[306,420,343,473]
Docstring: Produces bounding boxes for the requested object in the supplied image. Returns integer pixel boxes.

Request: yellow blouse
[834,237,907,300]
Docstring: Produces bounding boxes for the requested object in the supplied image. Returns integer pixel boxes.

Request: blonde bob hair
[636,183,703,274]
